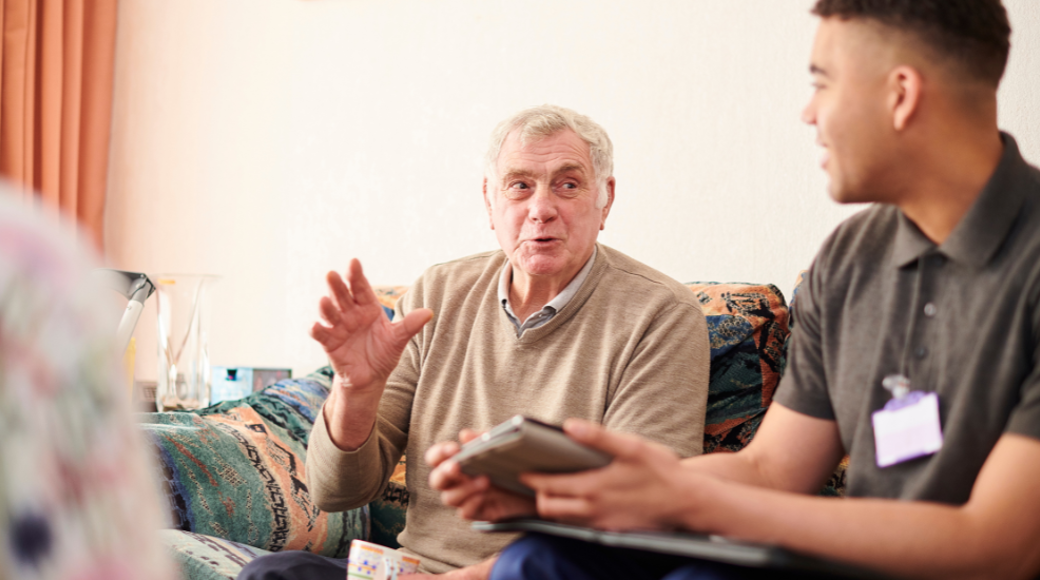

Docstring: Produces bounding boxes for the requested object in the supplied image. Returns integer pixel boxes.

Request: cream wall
[105,0,1040,381]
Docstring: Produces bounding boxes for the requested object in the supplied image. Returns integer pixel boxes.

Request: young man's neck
[895,118,1004,245]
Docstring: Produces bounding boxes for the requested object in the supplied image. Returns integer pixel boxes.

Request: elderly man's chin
[512,249,577,279]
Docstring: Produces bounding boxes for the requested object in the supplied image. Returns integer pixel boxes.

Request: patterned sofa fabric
[685,282,789,453]
[141,371,369,562]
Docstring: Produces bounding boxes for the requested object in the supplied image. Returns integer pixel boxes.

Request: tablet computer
[473,519,893,579]
[452,415,612,496]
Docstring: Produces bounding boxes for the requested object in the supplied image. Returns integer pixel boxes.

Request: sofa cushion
[141,371,369,557]
[685,282,789,453]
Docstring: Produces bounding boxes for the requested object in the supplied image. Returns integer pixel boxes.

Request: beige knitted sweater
[306,244,709,573]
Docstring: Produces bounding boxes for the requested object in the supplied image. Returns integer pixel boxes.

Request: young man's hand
[521,418,693,531]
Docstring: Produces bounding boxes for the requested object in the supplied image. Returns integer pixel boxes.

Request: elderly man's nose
[528,191,558,221]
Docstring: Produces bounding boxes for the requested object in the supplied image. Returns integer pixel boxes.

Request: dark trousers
[236,551,346,580]
[490,533,774,580]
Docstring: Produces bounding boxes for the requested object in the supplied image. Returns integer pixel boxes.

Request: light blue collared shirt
[498,246,597,337]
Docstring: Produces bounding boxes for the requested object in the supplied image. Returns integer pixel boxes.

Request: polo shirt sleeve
[1005,289,1040,441]
[773,255,836,421]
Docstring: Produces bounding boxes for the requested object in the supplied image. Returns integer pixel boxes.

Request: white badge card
[872,391,943,468]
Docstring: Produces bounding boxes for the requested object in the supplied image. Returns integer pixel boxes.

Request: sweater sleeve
[603,300,710,458]
[304,281,424,512]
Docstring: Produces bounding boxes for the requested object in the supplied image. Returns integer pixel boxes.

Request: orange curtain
[0,0,118,250]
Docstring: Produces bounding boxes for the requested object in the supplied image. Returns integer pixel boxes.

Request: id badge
[872,390,943,468]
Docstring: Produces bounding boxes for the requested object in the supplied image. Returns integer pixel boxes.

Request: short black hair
[811,0,1011,87]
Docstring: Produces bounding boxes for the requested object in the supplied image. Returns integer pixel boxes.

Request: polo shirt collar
[890,132,1029,269]
[890,213,934,268]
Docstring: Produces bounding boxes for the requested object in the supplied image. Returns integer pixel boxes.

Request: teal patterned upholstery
[141,370,369,579]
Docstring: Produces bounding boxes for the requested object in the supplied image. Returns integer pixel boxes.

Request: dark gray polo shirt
[775,133,1040,505]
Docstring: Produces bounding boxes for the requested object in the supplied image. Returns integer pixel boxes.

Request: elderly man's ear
[483,177,495,230]
[600,177,616,230]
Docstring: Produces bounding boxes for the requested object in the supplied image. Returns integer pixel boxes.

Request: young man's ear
[482,178,495,230]
[889,65,923,131]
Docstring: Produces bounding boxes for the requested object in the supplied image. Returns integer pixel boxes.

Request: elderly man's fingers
[563,418,648,459]
[326,270,353,313]
[457,494,486,521]
[456,485,500,521]
[310,322,334,344]
[428,459,464,491]
[318,296,344,327]
[424,440,461,467]
[346,258,378,307]
[395,308,433,343]
[439,475,490,508]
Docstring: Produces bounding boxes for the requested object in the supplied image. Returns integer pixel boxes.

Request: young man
[428,1,1040,579]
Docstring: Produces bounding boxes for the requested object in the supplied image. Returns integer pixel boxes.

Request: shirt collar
[498,245,598,318]
[891,132,1030,269]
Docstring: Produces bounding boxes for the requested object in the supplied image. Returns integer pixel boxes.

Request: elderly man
[453,3,1040,580]
[238,105,709,580]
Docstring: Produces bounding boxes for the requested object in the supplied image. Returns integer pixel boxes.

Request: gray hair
[485,104,613,209]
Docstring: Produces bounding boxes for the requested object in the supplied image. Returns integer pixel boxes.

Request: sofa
[139,279,847,580]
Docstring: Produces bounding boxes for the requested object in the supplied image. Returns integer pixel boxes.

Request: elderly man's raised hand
[311,259,433,394]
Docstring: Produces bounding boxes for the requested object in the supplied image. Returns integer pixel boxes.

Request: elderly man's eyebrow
[552,164,587,176]
[500,169,538,181]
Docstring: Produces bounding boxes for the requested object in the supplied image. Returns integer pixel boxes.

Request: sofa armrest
[140,369,369,557]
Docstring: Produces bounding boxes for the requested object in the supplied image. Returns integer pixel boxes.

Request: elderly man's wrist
[333,372,386,394]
